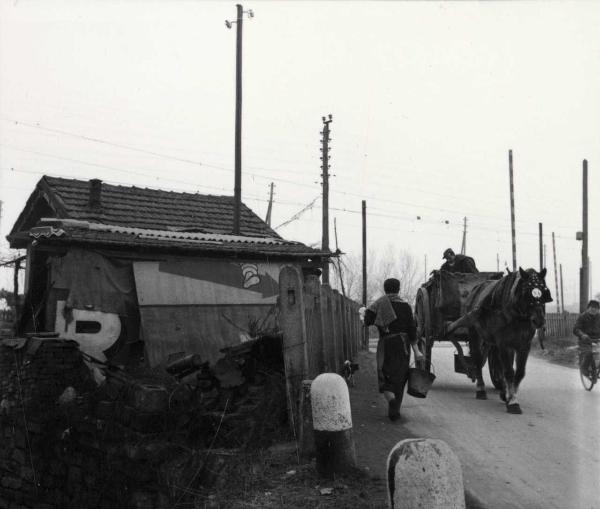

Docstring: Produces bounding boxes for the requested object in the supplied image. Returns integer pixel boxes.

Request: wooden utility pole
[543,244,547,268]
[334,217,345,297]
[265,182,274,226]
[552,232,560,313]
[509,150,517,271]
[538,223,543,270]
[579,159,589,312]
[321,115,333,284]
[362,200,367,349]
[559,263,565,313]
[362,200,367,307]
[227,5,253,234]
[460,217,467,255]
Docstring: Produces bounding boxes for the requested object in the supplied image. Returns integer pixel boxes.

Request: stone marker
[387,438,465,509]
[310,373,356,478]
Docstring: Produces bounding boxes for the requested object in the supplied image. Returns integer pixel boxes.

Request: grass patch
[191,442,388,509]
[530,335,579,369]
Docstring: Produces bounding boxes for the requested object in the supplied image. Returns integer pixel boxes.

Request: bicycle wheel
[580,363,596,391]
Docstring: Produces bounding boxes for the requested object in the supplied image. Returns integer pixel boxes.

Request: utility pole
[543,244,547,268]
[496,253,500,272]
[460,217,467,255]
[589,258,592,300]
[320,114,333,284]
[226,4,253,234]
[265,182,274,227]
[508,150,517,271]
[559,263,565,313]
[538,223,543,271]
[538,222,545,345]
[424,254,428,282]
[362,200,367,307]
[578,159,589,312]
[333,217,345,297]
[552,232,560,313]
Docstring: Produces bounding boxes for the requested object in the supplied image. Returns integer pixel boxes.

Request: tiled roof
[38,176,281,238]
[19,220,328,258]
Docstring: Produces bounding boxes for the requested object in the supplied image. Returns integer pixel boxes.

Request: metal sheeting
[133,259,290,366]
[139,304,276,366]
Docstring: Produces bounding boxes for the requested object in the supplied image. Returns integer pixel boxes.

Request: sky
[0,1,598,308]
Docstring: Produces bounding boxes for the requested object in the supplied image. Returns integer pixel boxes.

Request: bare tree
[331,245,423,306]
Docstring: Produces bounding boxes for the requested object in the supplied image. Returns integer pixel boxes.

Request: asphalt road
[351,343,599,509]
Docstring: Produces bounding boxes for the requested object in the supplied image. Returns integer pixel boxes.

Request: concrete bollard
[310,373,356,478]
[387,439,465,509]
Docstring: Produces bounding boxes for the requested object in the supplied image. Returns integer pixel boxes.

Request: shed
[8,176,330,366]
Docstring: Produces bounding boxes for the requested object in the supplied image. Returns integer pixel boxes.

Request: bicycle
[579,343,600,391]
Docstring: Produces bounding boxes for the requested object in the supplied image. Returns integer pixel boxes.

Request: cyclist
[573,299,600,377]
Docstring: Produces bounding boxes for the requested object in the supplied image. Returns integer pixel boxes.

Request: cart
[414,270,505,388]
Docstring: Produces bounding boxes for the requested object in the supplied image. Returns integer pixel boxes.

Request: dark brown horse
[464,267,552,414]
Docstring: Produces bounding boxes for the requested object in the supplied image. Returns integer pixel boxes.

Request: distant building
[7,176,330,366]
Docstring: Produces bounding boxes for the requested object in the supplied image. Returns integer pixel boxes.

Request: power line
[2,118,581,226]
[274,196,320,230]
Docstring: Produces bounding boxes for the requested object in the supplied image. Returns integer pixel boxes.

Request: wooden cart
[414,270,505,388]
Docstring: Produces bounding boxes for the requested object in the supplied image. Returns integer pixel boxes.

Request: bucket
[407,361,436,399]
[453,354,474,374]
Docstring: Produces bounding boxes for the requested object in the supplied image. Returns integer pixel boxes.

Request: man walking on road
[573,299,600,376]
[360,278,423,421]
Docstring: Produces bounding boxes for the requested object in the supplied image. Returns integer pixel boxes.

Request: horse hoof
[476,391,487,400]
[499,392,507,402]
[507,403,522,414]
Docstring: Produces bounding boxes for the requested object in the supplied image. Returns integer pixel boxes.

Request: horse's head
[515,267,553,328]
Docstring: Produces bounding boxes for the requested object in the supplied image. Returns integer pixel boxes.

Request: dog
[341,360,359,387]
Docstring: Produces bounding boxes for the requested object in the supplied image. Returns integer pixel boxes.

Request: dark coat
[573,311,600,346]
[441,254,478,273]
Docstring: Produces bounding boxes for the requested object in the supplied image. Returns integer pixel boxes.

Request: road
[350,343,600,509]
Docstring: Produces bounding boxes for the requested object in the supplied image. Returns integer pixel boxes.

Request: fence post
[339,293,349,363]
[332,290,343,370]
[298,379,315,459]
[279,266,309,437]
[304,272,324,377]
[320,284,335,372]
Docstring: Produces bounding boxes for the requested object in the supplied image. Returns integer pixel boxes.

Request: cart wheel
[487,346,504,390]
[415,288,433,372]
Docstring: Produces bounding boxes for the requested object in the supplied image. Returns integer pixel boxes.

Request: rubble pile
[0,334,289,509]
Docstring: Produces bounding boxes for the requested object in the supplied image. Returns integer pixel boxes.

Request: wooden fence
[278,266,365,434]
[0,309,13,323]
[544,312,578,338]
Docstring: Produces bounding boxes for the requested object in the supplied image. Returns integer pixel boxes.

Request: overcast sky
[0,1,598,306]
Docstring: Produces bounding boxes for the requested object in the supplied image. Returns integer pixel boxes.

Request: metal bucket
[407,362,436,399]
[453,354,474,374]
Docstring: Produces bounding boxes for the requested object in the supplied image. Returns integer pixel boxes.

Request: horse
[464,267,552,414]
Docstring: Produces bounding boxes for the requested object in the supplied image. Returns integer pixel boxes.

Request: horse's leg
[513,346,530,400]
[499,347,521,414]
[468,329,487,399]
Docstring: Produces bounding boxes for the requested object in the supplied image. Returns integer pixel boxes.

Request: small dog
[341,360,360,387]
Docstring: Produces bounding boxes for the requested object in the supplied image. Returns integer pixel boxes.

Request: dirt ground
[194,442,388,508]
[195,334,579,509]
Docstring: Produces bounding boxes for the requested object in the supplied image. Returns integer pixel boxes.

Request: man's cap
[443,248,455,260]
[588,299,600,309]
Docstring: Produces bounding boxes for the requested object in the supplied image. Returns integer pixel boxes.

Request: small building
[7,176,329,366]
